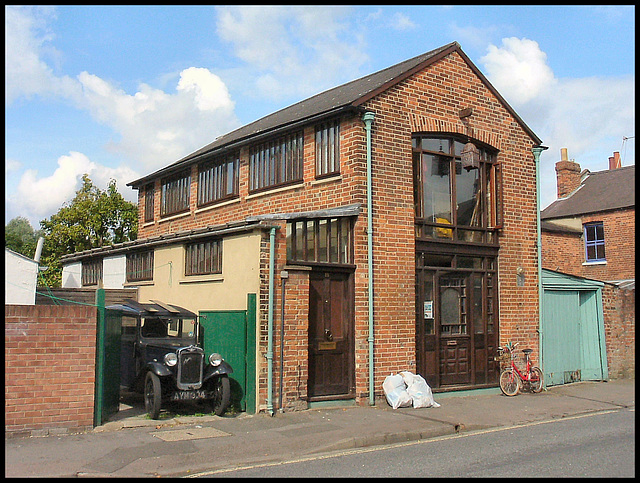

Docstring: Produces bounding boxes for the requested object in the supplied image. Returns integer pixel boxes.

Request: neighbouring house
[540,149,635,383]
[541,148,635,283]
[5,247,39,305]
[61,41,546,413]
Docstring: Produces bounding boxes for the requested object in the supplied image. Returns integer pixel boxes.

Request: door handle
[324,329,333,341]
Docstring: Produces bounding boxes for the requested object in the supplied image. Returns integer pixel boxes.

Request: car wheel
[144,372,162,419]
[211,375,231,416]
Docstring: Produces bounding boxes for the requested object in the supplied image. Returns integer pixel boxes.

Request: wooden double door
[308,269,355,400]
[416,267,499,389]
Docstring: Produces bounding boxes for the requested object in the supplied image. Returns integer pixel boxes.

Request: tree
[5,216,43,258]
[38,174,138,287]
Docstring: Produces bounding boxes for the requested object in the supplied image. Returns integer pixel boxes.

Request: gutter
[362,111,375,406]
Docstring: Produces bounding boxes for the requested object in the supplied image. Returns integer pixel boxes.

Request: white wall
[62,261,82,288]
[5,249,38,305]
[103,255,126,288]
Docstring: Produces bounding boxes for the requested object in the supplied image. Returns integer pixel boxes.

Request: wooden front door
[438,274,472,385]
[308,270,354,399]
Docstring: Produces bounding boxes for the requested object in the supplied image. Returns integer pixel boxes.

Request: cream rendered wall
[5,249,38,305]
[135,231,263,315]
[62,261,82,288]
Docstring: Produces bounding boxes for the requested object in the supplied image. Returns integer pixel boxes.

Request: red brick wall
[5,305,97,437]
[602,284,635,379]
[543,208,635,282]
[134,50,540,407]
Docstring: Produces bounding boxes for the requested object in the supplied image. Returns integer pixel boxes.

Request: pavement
[5,378,635,478]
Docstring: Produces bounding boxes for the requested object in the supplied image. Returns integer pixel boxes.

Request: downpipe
[267,227,276,416]
[363,111,375,406]
[532,145,547,385]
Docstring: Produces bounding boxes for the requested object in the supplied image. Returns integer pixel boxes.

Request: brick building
[61,42,544,412]
[541,148,635,283]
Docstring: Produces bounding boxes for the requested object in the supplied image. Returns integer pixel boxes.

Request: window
[82,258,102,286]
[584,222,606,262]
[286,217,353,264]
[144,183,155,222]
[249,131,303,192]
[198,153,239,207]
[412,135,501,243]
[161,170,190,217]
[185,239,222,276]
[127,250,154,282]
[315,119,340,177]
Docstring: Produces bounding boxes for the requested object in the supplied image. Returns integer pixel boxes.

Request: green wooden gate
[199,293,257,413]
[94,289,122,426]
[541,270,608,386]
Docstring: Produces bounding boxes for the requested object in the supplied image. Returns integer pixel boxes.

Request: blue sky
[5,5,635,228]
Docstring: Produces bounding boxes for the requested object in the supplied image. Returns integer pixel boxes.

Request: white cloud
[215,6,369,101]
[479,37,635,208]
[5,152,140,227]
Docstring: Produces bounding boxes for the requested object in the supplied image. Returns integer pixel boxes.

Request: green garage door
[199,293,256,413]
[542,270,608,386]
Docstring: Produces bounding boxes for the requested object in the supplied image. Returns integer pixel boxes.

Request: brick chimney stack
[555,148,582,198]
[608,151,621,170]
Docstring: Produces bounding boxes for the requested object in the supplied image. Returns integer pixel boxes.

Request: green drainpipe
[363,111,375,406]
[532,145,547,381]
[267,226,276,415]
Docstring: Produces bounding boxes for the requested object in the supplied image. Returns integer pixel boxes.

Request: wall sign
[424,301,433,319]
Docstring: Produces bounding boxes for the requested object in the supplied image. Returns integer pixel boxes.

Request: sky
[5,5,635,229]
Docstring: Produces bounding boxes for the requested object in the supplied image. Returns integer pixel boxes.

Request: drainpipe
[532,145,548,380]
[363,111,375,406]
[266,227,277,416]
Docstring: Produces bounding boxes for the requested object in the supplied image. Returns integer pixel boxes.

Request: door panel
[438,275,471,386]
[308,271,354,398]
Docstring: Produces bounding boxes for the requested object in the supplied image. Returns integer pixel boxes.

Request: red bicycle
[496,342,544,396]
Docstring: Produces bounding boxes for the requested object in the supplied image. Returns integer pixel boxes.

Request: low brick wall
[5,304,97,438]
[602,285,635,379]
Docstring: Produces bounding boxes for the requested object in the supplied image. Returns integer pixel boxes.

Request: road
[193,408,635,478]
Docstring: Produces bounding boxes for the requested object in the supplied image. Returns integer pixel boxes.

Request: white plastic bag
[400,371,440,408]
[382,373,412,409]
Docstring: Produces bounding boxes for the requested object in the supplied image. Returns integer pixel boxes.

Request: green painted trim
[308,399,356,409]
[246,293,257,414]
[433,387,501,399]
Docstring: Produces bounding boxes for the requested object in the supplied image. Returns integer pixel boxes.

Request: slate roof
[129,41,541,188]
[541,165,635,220]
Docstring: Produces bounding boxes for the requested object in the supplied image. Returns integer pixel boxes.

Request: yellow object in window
[435,217,453,239]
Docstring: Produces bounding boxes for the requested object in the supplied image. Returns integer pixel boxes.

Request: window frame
[184,238,223,276]
[82,258,103,286]
[584,221,606,262]
[197,152,240,208]
[315,119,340,178]
[286,217,354,265]
[126,250,154,282]
[160,170,191,218]
[249,130,304,193]
[144,183,155,222]
[412,134,501,244]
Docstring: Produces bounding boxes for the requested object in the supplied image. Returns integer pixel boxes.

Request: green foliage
[5,216,43,258]
[38,174,138,287]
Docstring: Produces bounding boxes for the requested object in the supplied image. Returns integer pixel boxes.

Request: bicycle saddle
[522,348,533,354]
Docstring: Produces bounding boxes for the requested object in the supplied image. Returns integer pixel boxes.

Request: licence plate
[171,390,207,401]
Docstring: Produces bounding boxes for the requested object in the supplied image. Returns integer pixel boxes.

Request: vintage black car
[108,299,232,419]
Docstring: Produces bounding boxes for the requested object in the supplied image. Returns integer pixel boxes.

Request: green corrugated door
[200,294,257,413]
[95,287,122,426]
[541,270,607,387]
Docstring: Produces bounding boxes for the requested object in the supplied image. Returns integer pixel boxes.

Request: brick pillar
[555,148,581,198]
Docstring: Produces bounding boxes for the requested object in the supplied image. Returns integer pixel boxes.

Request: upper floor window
[185,238,222,276]
[286,217,353,265]
[249,131,303,192]
[412,135,501,244]
[161,170,190,217]
[584,222,606,262]
[126,250,154,282]
[315,119,340,178]
[198,153,239,207]
[144,183,155,222]
[82,258,102,286]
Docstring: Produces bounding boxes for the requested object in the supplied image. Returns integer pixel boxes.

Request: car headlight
[209,353,223,366]
[164,353,178,366]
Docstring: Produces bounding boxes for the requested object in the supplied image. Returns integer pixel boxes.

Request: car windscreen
[141,317,197,342]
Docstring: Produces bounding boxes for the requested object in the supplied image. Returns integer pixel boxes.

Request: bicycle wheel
[499,369,521,396]
[529,366,544,393]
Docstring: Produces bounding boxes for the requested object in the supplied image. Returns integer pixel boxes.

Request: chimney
[608,151,621,170]
[555,148,582,198]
